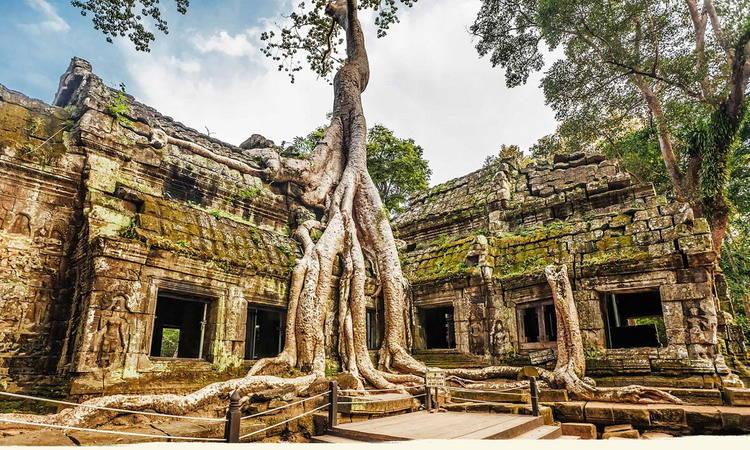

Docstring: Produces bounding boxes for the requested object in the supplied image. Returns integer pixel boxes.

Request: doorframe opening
[419,305,456,350]
[244,305,286,360]
[149,290,213,360]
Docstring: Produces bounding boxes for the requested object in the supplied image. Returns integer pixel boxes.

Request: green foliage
[232,182,270,201]
[259,0,417,82]
[483,144,528,167]
[285,126,326,158]
[325,358,340,377]
[472,0,750,237]
[367,124,431,216]
[71,0,189,52]
[600,126,672,195]
[721,218,750,341]
[106,83,133,127]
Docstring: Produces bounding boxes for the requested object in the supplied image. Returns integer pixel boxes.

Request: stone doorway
[420,306,456,349]
[244,307,285,360]
[603,290,666,348]
[149,291,211,359]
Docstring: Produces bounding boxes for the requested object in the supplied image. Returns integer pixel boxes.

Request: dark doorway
[150,291,210,359]
[517,300,557,349]
[245,307,285,360]
[421,306,455,349]
[603,290,666,348]
[366,308,381,350]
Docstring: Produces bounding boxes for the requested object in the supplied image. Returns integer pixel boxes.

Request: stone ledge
[551,401,750,434]
[724,388,750,406]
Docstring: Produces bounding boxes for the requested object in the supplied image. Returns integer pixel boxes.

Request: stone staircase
[413,350,487,368]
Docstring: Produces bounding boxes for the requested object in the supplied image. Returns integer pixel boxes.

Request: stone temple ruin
[0,58,748,407]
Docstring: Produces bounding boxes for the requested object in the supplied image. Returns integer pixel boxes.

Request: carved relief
[491,319,510,355]
[88,294,132,369]
[9,213,31,236]
[468,304,486,355]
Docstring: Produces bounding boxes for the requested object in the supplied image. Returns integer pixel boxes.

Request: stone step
[413,351,487,368]
[337,393,418,415]
[445,400,554,425]
[310,434,367,443]
[450,388,529,404]
[513,425,562,440]
[724,387,750,406]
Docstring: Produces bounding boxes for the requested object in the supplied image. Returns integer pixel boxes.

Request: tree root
[0,374,320,428]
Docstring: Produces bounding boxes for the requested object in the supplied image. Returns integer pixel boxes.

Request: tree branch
[632,75,688,200]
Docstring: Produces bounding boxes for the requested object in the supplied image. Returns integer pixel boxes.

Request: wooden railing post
[424,375,432,413]
[529,376,539,417]
[328,381,338,430]
[224,390,241,443]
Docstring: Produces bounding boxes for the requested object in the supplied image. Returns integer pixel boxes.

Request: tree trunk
[0,3,684,430]
[247,0,426,390]
[541,265,682,404]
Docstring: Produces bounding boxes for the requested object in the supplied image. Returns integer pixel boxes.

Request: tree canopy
[71,0,189,52]
[472,0,750,251]
[366,125,431,215]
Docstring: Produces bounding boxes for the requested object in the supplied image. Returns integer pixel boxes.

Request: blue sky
[0,0,558,184]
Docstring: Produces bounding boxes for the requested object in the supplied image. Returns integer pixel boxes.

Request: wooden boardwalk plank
[331,411,546,441]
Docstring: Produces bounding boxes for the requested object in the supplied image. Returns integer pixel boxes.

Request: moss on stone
[581,246,649,266]
[401,234,477,283]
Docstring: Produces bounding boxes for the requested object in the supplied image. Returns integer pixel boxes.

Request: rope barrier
[239,403,329,440]
[0,392,226,423]
[0,417,226,442]
[240,391,329,421]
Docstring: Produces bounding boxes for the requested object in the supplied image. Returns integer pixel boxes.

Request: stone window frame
[143,278,221,363]
[599,288,667,350]
[515,298,557,351]
[592,278,673,355]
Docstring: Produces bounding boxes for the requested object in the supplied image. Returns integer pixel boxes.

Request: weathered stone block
[677,234,714,253]
[553,402,585,422]
[612,405,651,427]
[685,406,722,433]
[603,429,640,439]
[649,406,687,429]
[561,423,596,439]
[724,387,750,406]
[648,216,673,230]
[584,402,614,423]
[660,283,712,301]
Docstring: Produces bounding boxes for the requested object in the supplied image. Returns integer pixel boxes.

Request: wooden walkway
[314,411,564,442]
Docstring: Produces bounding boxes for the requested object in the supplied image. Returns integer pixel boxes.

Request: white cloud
[193,31,257,58]
[122,0,557,185]
[168,56,202,74]
[22,0,70,33]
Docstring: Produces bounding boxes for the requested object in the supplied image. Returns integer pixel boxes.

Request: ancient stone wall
[0,59,302,396]
[0,84,84,394]
[397,151,745,385]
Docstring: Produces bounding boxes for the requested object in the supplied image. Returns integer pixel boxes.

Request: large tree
[0,0,682,429]
[472,0,750,252]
